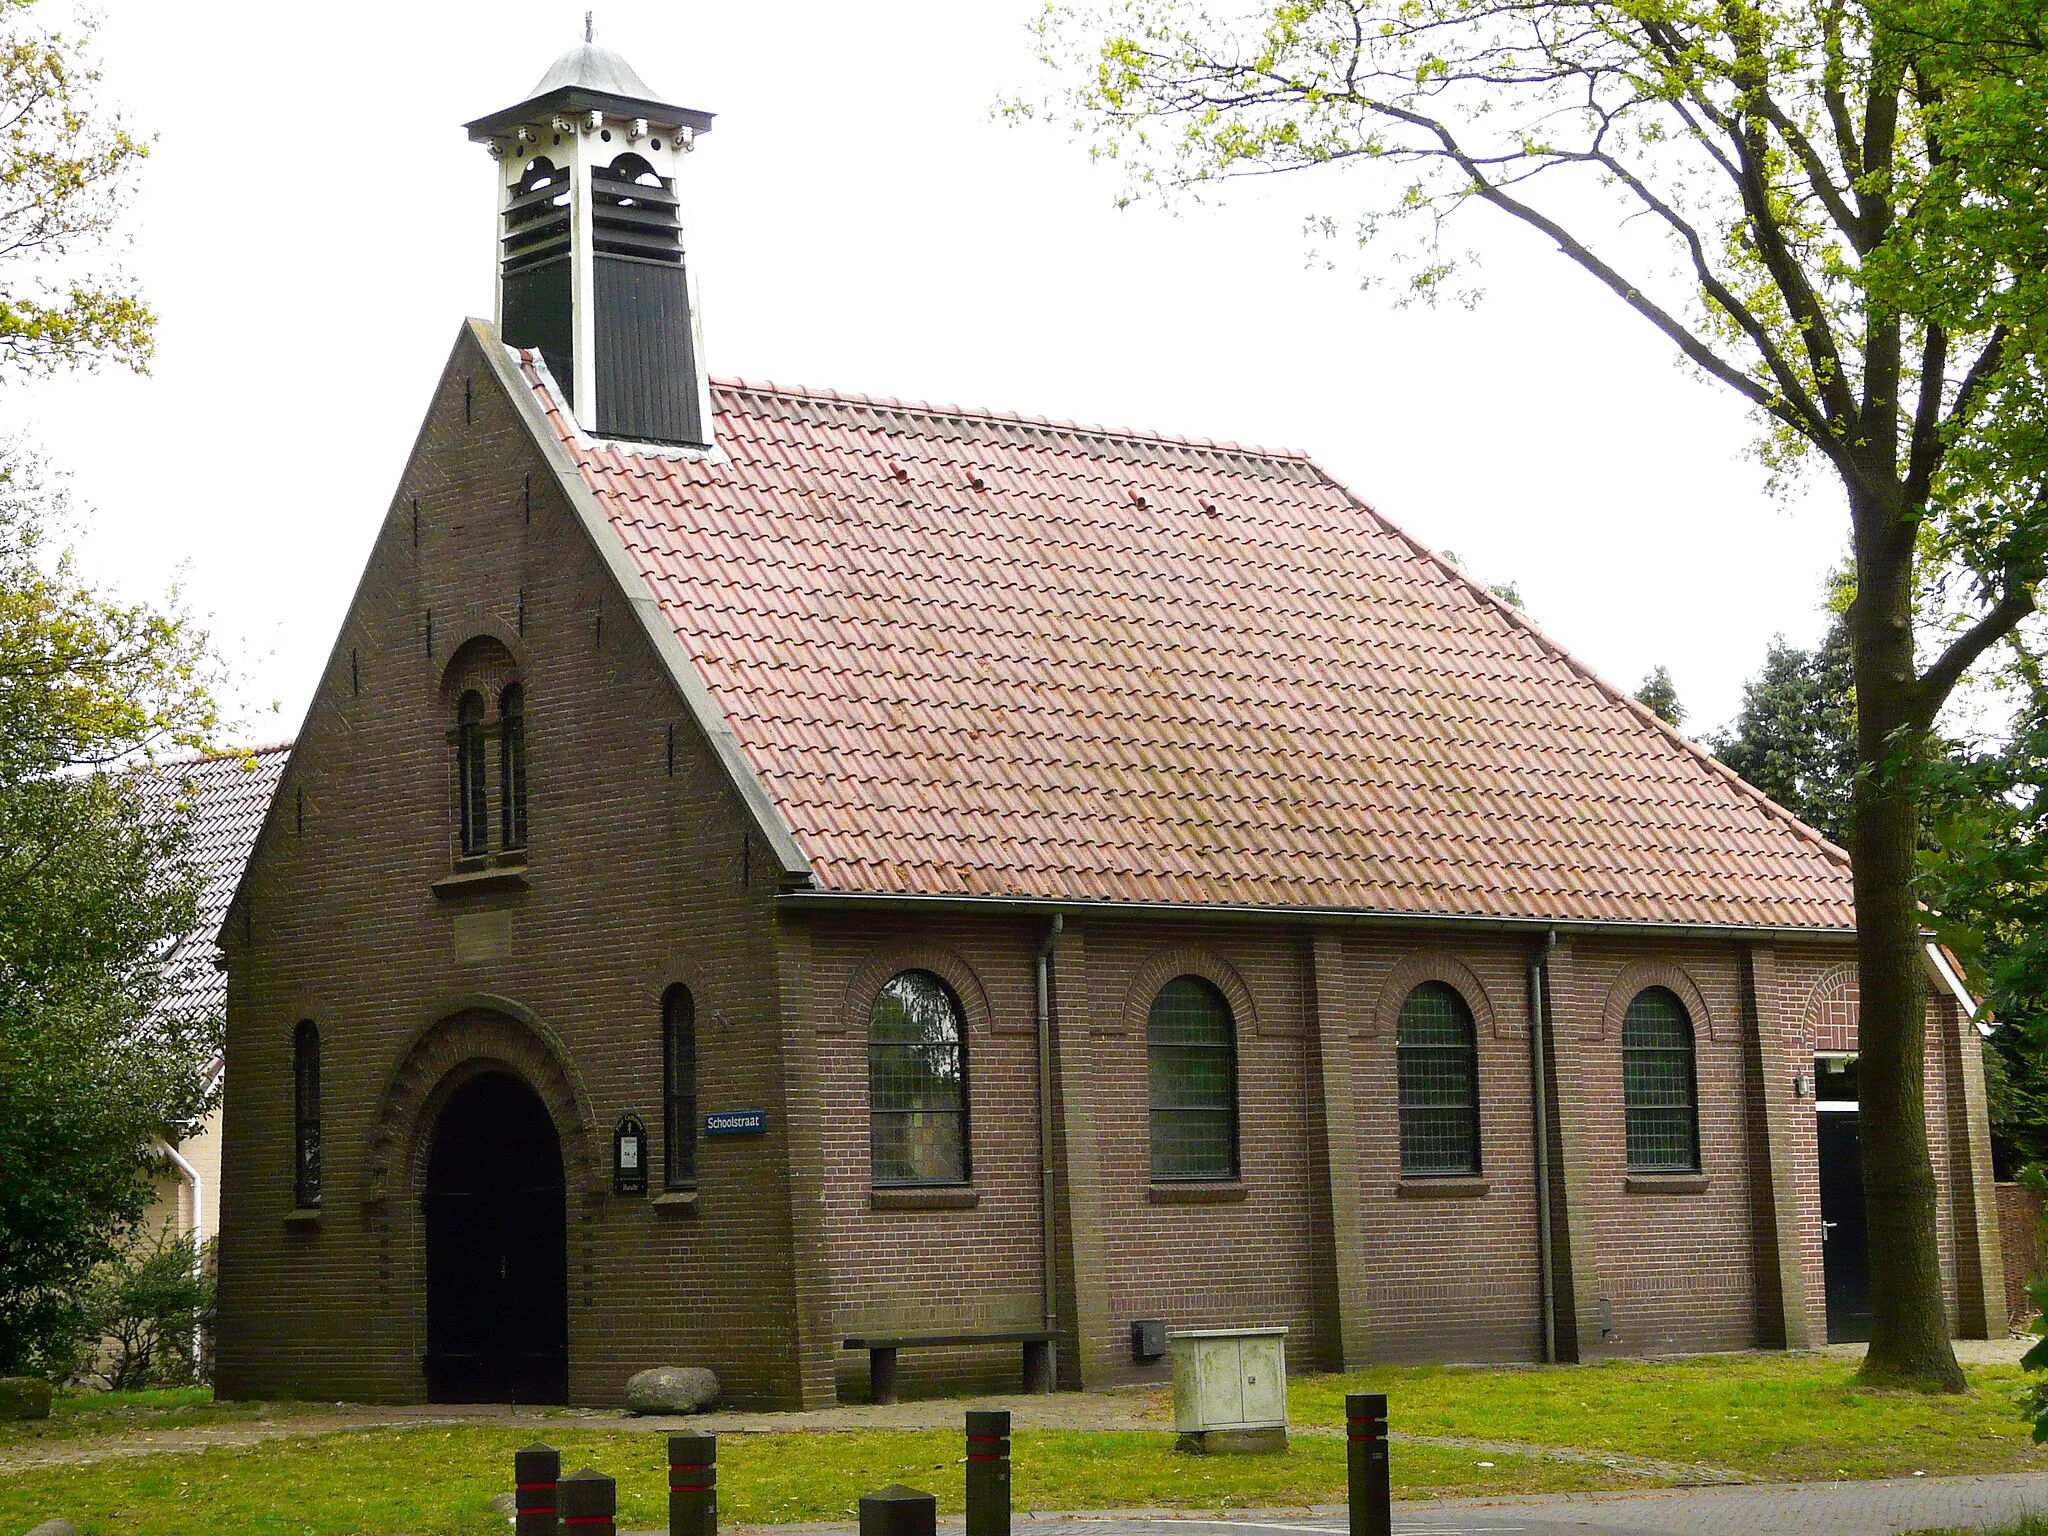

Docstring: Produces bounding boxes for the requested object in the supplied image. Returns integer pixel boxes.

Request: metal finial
[585,11,594,43]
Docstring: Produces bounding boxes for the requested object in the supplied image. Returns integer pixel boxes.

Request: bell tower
[465,25,716,448]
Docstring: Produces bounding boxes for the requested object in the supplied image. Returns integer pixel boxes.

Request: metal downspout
[160,1141,206,1366]
[1037,914,1065,1368]
[1529,930,1558,1364]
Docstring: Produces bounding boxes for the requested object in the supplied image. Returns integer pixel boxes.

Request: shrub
[75,1228,215,1391]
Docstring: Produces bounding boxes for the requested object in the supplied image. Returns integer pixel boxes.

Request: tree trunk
[1848,485,1967,1393]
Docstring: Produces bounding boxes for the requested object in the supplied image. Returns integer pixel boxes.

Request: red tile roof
[518,353,1854,930]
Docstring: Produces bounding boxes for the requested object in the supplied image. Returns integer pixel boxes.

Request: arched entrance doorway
[422,1070,568,1402]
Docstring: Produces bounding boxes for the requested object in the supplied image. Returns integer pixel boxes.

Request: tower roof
[463,38,714,143]
[525,41,659,101]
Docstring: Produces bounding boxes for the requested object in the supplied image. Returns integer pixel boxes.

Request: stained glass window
[869,971,968,1186]
[1398,982,1481,1175]
[1623,987,1700,1172]
[1148,976,1238,1181]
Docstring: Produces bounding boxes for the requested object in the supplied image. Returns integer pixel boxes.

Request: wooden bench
[842,1330,1055,1404]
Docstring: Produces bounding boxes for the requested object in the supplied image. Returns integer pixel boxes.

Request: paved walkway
[656,1476,2047,1536]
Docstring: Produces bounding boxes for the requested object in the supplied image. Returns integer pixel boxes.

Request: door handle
[1823,1221,1838,1232]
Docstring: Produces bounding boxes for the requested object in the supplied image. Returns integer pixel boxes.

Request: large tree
[1028,0,2048,1387]
[0,1,219,1374]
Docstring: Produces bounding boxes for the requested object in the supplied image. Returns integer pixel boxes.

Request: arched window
[868,970,968,1186]
[1148,976,1239,1181]
[499,683,527,852]
[663,984,697,1190]
[292,1020,321,1208]
[1397,982,1481,1175]
[1622,987,1700,1172]
[457,690,488,856]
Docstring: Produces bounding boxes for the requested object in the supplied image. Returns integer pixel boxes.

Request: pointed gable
[513,350,1854,930]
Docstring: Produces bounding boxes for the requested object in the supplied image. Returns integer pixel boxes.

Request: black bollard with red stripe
[1346,1393,1390,1536]
[559,1467,617,1536]
[965,1410,1011,1536]
[515,1443,561,1536]
[669,1432,717,1536]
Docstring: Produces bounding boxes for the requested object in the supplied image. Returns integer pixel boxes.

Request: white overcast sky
[17,0,1846,747]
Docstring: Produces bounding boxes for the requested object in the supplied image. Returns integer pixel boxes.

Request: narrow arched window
[1148,976,1239,1181]
[869,971,968,1186]
[1623,987,1700,1172]
[457,690,488,856]
[1397,982,1481,1175]
[292,1020,321,1208]
[663,984,697,1190]
[499,683,527,852]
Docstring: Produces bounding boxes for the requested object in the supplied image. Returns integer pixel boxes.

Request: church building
[213,37,2006,1408]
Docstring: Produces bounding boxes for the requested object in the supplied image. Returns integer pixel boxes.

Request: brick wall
[217,323,2006,1409]
[216,324,806,1408]
[2000,1183,2042,1331]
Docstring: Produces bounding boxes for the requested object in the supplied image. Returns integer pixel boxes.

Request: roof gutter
[775,889,1857,944]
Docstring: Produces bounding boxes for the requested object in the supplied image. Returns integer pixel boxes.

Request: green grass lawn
[1297,1354,2046,1480]
[0,1425,1639,1536]
[0,1354,2042,1536]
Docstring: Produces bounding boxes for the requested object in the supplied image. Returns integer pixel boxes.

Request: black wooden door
[1818,1109,1872,1343]
[423,1071,568,1403]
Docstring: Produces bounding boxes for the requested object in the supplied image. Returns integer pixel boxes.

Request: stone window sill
[1148,1181,1248,1205]
[870,1186,979,1211]
[282,1207,323,1228]
[1625,1173,1710,1194]
[653,1190,699,1213]
[431,867,531,898]
[1396,1176,1490,1198]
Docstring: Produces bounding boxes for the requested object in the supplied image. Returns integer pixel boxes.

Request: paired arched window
[1148,976,1239,1181]
[663,984,697,1190]
[500,684,527,851]
[457,691,488,856]
[1622,987,1700,1172]
[292,1020,321,1208]
[1397,982,1481,1175]
[452,678,528,858]
[869,970,968,1186]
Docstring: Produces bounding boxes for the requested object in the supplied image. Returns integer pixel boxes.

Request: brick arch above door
[362,996,599,1206]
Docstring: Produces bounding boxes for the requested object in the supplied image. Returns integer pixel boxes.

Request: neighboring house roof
[141,744,291,1031]
[512,349,1857,931]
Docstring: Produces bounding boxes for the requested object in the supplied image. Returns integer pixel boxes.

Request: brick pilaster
[1742,944,1816,1349]
[1048,924,1114,1388]
[1542,939,1609,1359]
[1308,931,1372,1366]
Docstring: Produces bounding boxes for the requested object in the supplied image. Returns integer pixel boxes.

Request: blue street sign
[703,1108,768,1136]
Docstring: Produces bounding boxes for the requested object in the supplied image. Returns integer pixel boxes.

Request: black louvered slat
[594,254,704,446]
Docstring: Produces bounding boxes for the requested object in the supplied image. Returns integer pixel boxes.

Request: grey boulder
[25,1520,78,1536]
[625,1365,719,1415]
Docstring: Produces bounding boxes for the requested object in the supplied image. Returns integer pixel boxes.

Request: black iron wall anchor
[1347,1392,1391,1536]
[670,1431,716,1536]
[965,1409,1011,1536]
[514,1443,561,1536]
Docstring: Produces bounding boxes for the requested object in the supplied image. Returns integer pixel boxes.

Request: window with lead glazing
[1397,981,1481,1175]
[456,690,488,856]
[1148,975,1239,1181]
[663,984,697,1190]
[1622,986,1700,1172]
[292,1020,321,1208]
[499,683,527,852]
[868,970,968,1186]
